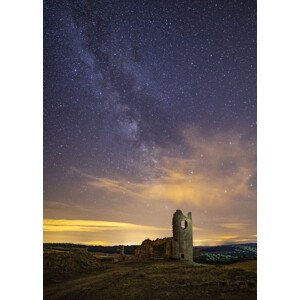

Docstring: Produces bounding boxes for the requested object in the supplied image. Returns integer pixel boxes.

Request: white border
[258,0,300,299]
[0,1,43,299]
[1,0,300,299]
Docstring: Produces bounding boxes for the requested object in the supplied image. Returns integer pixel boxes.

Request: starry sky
[44,0,256,246]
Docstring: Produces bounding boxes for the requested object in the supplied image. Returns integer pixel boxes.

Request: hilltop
[44,249,256,300]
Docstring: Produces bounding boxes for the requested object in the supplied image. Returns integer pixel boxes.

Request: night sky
[44,0,256,246]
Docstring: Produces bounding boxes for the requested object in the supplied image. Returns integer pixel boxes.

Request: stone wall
[136,209,193,262]
[172,210,193,261]
[137,237,173,259]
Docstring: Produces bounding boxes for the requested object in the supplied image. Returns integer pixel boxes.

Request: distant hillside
[43,243,139,255]
[193,243,257,264]
[43,242,257,263]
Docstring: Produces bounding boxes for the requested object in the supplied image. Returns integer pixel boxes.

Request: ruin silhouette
[135,210,193,262]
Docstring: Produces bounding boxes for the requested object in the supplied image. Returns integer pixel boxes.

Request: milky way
[44,0,256,246]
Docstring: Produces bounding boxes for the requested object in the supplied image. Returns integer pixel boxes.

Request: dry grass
[44,250,256,300]
[225,260,257,273]
[44,249,105,283]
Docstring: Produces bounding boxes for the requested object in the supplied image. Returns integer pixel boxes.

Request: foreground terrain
[44,250,256,300]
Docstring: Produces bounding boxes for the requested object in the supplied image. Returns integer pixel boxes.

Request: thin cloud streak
[43,219,170,232]
[219,223,248,229]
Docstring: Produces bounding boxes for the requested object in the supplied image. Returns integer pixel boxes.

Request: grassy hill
[44,250,256,299]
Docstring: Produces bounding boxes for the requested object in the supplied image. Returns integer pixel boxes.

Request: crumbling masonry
[135,210,193,262]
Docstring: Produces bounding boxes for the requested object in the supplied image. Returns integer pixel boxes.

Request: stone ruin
[135,210,193,262]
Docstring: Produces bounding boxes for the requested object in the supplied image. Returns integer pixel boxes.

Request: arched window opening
[181,220,188,230]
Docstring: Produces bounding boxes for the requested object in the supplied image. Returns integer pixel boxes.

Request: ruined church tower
[172,210,193,261]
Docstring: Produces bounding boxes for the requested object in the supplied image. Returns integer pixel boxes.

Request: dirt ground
[44,251,256,300]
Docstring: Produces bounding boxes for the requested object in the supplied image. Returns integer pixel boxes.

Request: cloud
[74,128,256,208]
[219,223,248,230]
[193,237,252,246]
[43,219,169,233]
[82,240,114,246]
[193,233,256,246]
[43,219,175,245]
[43,219,256,246]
